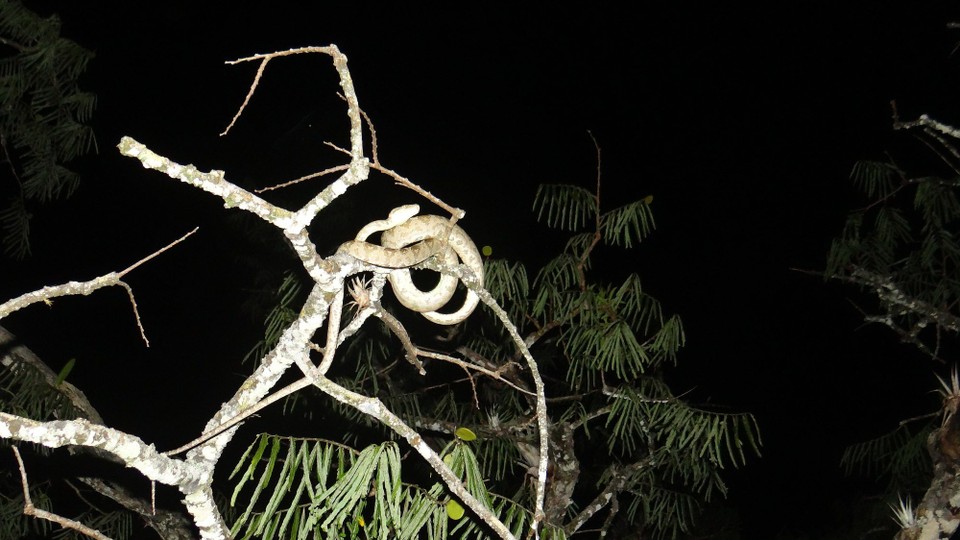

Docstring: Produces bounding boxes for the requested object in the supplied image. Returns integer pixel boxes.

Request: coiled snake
[337,205,484,324]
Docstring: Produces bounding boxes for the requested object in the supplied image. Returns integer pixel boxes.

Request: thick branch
[0,413,195,486]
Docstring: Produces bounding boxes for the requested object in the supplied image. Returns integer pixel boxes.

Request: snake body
[338,205,484,325]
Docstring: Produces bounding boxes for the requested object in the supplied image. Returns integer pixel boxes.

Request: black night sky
[4,2,960,538]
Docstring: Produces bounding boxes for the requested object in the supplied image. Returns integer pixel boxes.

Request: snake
[337,205,484,325]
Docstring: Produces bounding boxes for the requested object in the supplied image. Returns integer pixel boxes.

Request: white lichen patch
[61,420,81,439]
[951,489,960,509]
[183,490,218,527]
[119,140,141,157]
[112,438,143,461]
[19,424,49,445]
[143,152,164,170]
[357,398,380,415]
[202,445,219,461]
[414,437,432,456]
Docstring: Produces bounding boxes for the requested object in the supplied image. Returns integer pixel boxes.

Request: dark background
[4,2,960,537]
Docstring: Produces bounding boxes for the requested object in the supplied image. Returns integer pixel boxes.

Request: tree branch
[12,446,111,540]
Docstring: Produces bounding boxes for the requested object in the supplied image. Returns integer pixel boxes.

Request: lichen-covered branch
[0,413,195,486]
[312,375,518,540]
[0,273,123,320]
[12,446,111,540]
[564,459,651,536]
[2,44,548,540]
[849,266,960,334]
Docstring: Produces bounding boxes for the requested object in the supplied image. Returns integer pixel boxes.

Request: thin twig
[417,350,535,396]
[255,164,350,193]
[117,281,149,346]
[359,105,379,163]
[369,160,466,221]
[377,308,425,374]
[163,378,312,456]
[12,446,111,540]
[118,227,198,277]
[0,228,198,324]
[221,55,271,136]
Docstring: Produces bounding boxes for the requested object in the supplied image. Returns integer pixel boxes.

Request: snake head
[387,204,420,225]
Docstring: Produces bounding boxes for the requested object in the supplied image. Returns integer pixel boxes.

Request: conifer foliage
[246,150,761,539]
[0,19,759,538]
[0,0,96,258]
[827,111,960,538]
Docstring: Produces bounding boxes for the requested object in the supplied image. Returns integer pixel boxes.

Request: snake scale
[338,205,484,325]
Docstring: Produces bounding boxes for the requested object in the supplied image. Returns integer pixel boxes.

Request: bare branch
[370,161,466,220]
[6,42,550,540]
[1,228,197,345]
[418,349,535,396]
[312,375,518,540]
[255,163,350,193]
[117,227,198,277]
[12,446,112,540]
[564,459,651,536]
[894,113,960,140]
[0,273,121,320]
[76,477,194,540]
[1,413,194,484]
[162,378,312,457]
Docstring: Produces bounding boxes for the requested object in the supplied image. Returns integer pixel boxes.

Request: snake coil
[338,205,484,324]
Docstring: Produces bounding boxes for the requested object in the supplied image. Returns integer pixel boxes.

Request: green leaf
[454,427,477,441]
[54,357,75,386]
[445,500,465,520]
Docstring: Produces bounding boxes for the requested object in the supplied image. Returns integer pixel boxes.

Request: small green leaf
[455,427,477,441]
[55,358,76,386]
[446,499,465,520]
